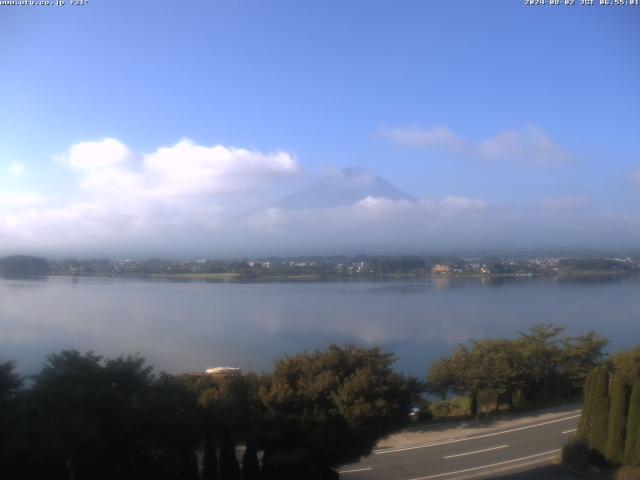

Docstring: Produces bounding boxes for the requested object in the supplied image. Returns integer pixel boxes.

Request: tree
[607,375,631,464]
[0,360,21,403]
[515,324,566,402]
[0,255,49,276]
[468,339,523,411]
[25,350,200,480]
[428,337,531,415]
[587,365,610,454]
[202,431,219,480]
[428,346,482,416]
[561,331,608,395]
[259,345,416,477]
[0,361,22,473]
[427,325,605,417]
[624,382,640,467]
[179,371,266,441]
[612,347,640,385]
[579,368,597,441]
[219,431,241,480]
[242,439,261,480]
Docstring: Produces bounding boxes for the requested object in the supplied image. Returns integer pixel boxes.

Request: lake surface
[1,275,639,377]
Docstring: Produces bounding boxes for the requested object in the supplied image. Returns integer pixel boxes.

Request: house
[431,264,451,274]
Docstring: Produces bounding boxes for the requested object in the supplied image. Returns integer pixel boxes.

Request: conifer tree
[587,365,610,455]
[242,439,261,480]
[579,368,597,441]
[606,375,630,464]
[624,381,640,467]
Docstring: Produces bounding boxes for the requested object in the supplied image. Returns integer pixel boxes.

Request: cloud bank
[0,137,638,256]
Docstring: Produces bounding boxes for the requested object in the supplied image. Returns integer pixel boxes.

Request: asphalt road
[338,413,581,480]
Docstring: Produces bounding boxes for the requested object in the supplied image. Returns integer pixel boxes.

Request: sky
[1,0,639,257]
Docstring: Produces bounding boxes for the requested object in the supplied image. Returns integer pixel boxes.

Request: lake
[1,275,639,377]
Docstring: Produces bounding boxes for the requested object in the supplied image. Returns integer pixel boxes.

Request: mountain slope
[273,167,417,209]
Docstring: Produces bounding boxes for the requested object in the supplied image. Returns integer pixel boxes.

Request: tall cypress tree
[624,381,640,467]
[587,365,610,455]
[606,375,630,464]
[579,368,597,441]
[241,439,261,480]
[202,432,218,480]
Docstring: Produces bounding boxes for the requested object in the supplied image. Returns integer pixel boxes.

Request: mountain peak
[273,167,416,210]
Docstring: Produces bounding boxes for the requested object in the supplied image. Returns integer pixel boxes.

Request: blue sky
[1,0,639,256]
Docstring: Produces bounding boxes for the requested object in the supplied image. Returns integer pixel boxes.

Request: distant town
[1,253,639,280]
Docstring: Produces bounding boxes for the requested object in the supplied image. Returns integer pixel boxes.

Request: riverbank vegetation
[0,326,621,478]
[0,345,418,480]
[426,325,607,417]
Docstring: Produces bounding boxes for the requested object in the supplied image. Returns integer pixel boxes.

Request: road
[338,413,580,480]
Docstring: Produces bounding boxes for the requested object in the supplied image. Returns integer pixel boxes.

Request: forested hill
[0,255,50,276]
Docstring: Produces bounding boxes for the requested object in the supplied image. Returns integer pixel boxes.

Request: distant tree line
[0,255,49,276]
[0,345,417,480]
[576,346,640,468]
[427,325,608,416]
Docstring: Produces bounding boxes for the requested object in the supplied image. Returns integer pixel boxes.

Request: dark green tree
[515,324,566,403]
[428,346,482,416]
[0,361,22,472]
[0,255,49,276]
[259,345,416,477]
[219,431,241,480]
[624,381,640,467]
[0,360,21,402]
[587,365,610,454]
[468,339,523,411]
[242,439,261,480]
[24,350,200,480]
[606,375,631,464]
[561,331,608,395]
[202,431,219,480]
[612,347,640,385]
[179,371,265,441]
[578,368,597,441]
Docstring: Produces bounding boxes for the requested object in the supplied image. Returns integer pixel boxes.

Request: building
[205,366,241,377]
[431,264,451,274]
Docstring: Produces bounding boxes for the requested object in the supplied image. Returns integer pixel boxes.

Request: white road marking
[374,414,580,455]
[562,428,578,434]
[408,449,562,480]
[443,444,508,459]
[339,467,373,474]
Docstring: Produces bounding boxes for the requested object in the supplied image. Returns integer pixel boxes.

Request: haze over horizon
[1,1,639,257]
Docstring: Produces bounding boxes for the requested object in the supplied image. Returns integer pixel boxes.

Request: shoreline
[34,270,640,283]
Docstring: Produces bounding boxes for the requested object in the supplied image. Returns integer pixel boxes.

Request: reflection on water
[1,275,639,377]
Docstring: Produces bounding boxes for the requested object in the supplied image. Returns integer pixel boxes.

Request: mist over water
[1,275,638,378]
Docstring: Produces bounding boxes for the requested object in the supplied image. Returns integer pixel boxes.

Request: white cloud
[0,192,44,209]
[0,138,300,251]
[64,138,132,170]
[143,139,298,198]
[56,138,299,202]
[382,125,574,166]
[630,169,640,188]
[8,161,26,176]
